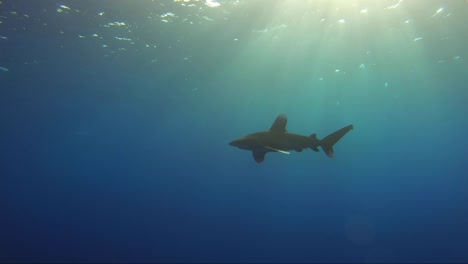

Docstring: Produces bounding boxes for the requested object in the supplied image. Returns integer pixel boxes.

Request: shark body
[229,114,353,163]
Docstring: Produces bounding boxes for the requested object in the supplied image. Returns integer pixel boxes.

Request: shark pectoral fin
[252,151,267,163]
[264,146,290,154]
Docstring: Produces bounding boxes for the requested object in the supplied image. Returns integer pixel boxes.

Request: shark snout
[229,138,246,148]
[229,138,252,150]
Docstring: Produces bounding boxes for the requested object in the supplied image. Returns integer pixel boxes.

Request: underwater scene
[1,0,467,262]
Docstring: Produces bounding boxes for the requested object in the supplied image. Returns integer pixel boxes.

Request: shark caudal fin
[319,125,354,158]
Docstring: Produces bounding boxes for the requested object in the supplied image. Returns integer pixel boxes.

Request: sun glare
[264,0,410,19]
[224,0,440,94]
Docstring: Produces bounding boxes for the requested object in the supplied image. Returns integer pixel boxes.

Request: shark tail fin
[320,125,354,158]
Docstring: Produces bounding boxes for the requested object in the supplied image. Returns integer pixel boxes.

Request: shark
[229,114,354,163]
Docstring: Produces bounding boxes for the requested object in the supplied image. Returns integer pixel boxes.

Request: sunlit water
[1,0,467,262]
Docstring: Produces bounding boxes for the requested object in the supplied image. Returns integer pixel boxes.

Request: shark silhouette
[229,114,353,163]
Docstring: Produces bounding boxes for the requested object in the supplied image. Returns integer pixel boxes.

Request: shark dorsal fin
[270,114,287,132]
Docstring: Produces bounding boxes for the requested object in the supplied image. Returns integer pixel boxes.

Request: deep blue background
[1,0,468,263]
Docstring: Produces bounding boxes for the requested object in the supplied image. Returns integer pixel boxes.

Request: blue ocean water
[1,0,467,262]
